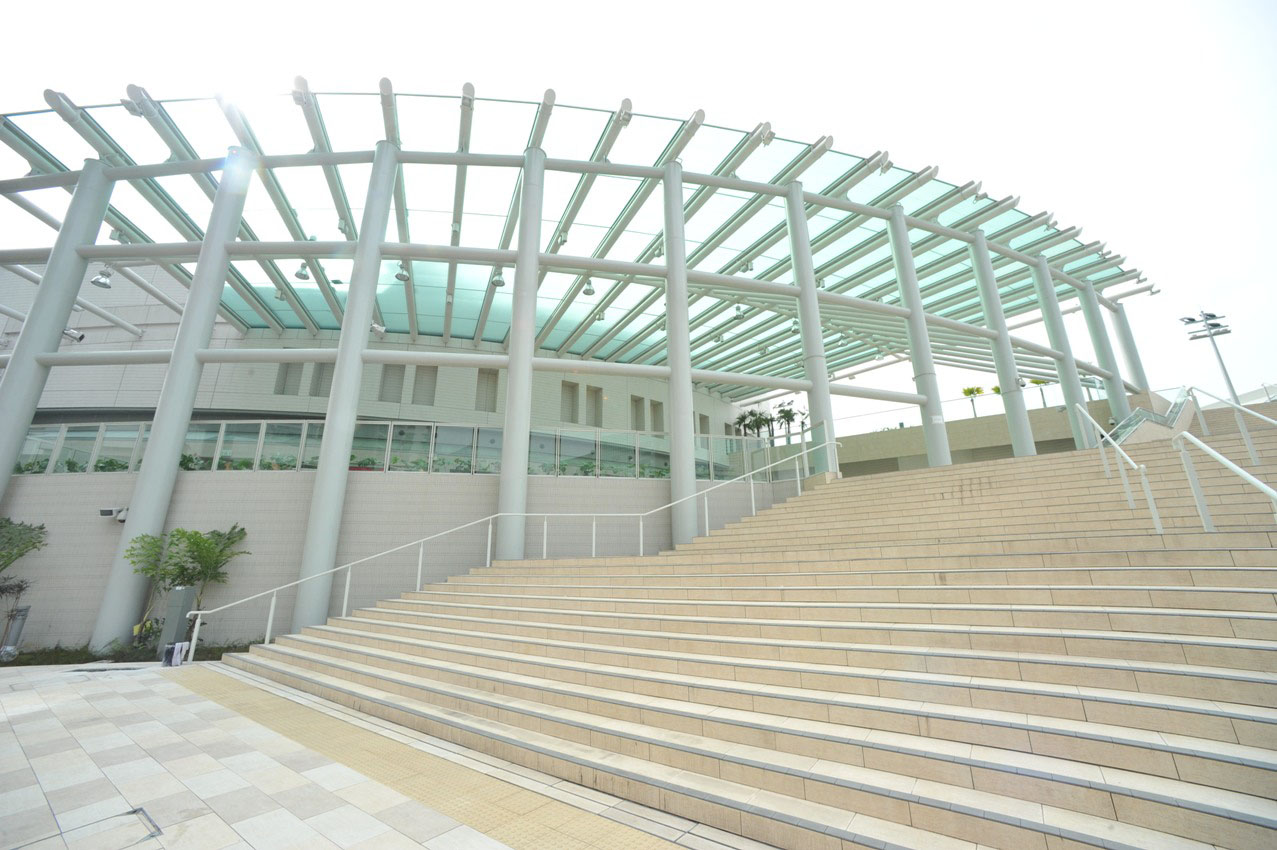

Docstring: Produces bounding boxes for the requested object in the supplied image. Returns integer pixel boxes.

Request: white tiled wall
[0,469,794,650]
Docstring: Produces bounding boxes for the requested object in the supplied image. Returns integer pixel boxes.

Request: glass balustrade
[11,420,773,481]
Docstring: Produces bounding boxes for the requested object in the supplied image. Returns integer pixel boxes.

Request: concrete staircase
[225,403,1277,850]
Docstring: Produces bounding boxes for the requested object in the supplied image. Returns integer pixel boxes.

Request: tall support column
[1031,256,1090,449]
[0,160,112,503]
[1078,281,1131,421]
[663,162,698,545]
[785,182,836,474]
[970,231,1035,457]
[89,150,254,651]
[495,148,546,560]
[291,141,399,632]
[1112,302,1149,391]
[886,205,951,467]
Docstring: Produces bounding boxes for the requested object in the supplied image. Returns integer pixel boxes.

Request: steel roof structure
[0,80,1150,403]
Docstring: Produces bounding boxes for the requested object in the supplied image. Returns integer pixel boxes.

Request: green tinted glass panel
[599,432,636,477]
[559,431,596,476]
[95,425,138,472]
[432,426,474,473]
[528,431,557,475]
[349,423,388,471]
[639,434,670,479]
[259,423,302,470]
[15,426,59,474]
[389,424,432,471]
[301,423,324,469]
[218,423,261,470]
[475,428,502,474]
[180,424,219,470]
[53,425,99,473]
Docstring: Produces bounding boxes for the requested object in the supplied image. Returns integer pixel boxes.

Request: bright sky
[2,0,1274,424]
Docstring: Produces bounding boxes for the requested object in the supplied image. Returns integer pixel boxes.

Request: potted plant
[94,457,130,472]
[0,518,48,662]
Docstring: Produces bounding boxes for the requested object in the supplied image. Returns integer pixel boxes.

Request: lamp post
[1180,311,1239,404]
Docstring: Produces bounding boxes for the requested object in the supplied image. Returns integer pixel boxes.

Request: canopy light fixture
[490,272,505,288]
[734,305,745,321]
[790,319,800,333]
[90,267,113,289]
[294,263,309,281]
[582,279,595,297]
[395,262,410,282]
[370,322,386,338]
[274,289,286,301]
[62,327,85,342]
[594,310,605,323]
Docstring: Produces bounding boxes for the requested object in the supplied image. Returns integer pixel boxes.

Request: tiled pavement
[0,662,760,850]
[0,663,514,850]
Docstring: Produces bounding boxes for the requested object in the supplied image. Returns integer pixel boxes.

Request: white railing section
[1187,386,1276,465]
[1074,404,1163,534]
[186,438,839,660]
[1172,432,1277,532]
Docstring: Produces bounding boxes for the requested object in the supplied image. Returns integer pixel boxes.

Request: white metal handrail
[186,437,839,660]
[1074,403,1163,534]
[1187,386,1276,465]
[1172,431,1277,532]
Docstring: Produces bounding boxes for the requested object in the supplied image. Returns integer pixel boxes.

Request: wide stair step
[222,410,1277,849]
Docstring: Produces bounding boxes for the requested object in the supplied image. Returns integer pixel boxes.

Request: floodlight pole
[1185,310,1239,404]
[291,141,398,633]
[663,161,698,545]
[0,159,112,504]
[90,149,254,651]
[495,147,546,560]
[1205,329,1239,405]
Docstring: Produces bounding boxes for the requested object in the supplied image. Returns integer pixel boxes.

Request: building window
[379,364,405,403]
[724,423,734,436]
[274,362,302,396]
[586,386,603,428]
[310,362,334,397]
[649,400,664,433]
[630,395,645,431]
[412,365,438,406]
[698,414,710,435]
[476,368,498,413]
[561,381,579,424]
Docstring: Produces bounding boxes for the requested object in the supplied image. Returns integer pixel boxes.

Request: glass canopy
[0,85,1143,400]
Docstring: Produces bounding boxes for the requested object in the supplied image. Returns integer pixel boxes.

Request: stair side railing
[1074,403,1163,534]
[1186,386,1277,465]
[1172,431,1277,532]
[186,438,839,660]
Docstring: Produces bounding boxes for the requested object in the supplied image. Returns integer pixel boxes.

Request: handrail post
[1138,466,1163,534]
[591,516,597,558]
[638,515,644,557]
[703,494,710,537]
[416,542,424,591]
[342,565,353,617]
[1095,421,1112,479]
[1115,452,1135,509]
[1191,389,1211,436]
[486,518,493,568]
[542,515,548,559]
[749,471,757,515]
[1177,441,1215,532]
[794,456,801,498]
[187,615,202,663]
[1235,409,1259,465]
[264,592,277,645]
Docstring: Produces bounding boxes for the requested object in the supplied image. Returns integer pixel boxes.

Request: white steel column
[785,182,837,474]
[886,205,951,467]
[495,148,546,560]
[970,231,1035,457]
[291,141,398,632]
[663,161,698,545]
[89,149,254,651]
[1078,281,1131,421]
[1031,256,1090,449]
[1112,302,1149,391]
[0,160,112,502]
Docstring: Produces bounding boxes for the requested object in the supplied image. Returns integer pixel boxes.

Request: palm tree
[733,412,750,436]
[961,386,984,417]
[775,403,797,444]
[1028,379,1051,407]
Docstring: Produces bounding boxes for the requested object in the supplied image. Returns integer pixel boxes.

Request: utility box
[157,586,198,661]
